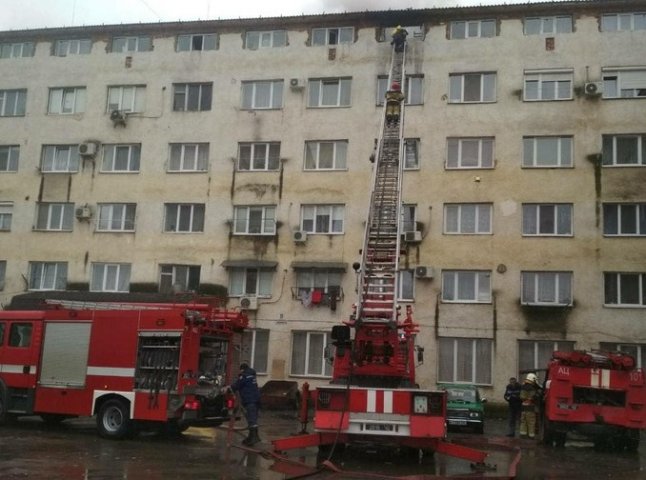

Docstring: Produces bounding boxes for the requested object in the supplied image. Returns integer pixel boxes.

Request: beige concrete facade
[0,1,645,401]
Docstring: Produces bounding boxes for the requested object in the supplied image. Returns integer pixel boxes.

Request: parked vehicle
[438,384,486,434]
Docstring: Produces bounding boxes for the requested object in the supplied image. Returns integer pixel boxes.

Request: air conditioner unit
[75,205,92,220]
[239,296,258,311]
[404,231,422,243]
[289,78,304,90]
[415,266,434,279]
[293,230,307,243]
[78,141,97,157]
[110,109,127,126]
[584,81,603,96]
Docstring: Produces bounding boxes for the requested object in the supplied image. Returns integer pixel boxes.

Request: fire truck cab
[0,301,247,439]
[540,350,645,451]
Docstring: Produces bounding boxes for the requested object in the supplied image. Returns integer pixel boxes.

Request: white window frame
[0,145,19,172]
[35,202,74,231]
[398,270,415,301]
[604,272,646,307]
[295,269,342,298]
[111,36,152,53]
[164,203,205,233]
[438,337,493,385]
[160,264,201,294]
[602,68,646,99]
[101,144,141,173]
[107,85,146,113]
[401,204,417,233]
[241,80,283,110]
[601,13,646,32]
[168,143,209,172]
[602,134,646,166]
[0,89,27,116]
[405,75,424,105]
[308,78,351,108]
[304,140,347,170]
[241,329,270,374]
[54,39,92,56]
[603,203,646,236]
[237,142,281,171]
[176,33,218,52]
[522,136,573,167]
[311,27,354,46]
[450,19,496,39]
[233,205,277,235]
[301,205,344,234]
[403,139,420,170]
[97,203,136,232]
[446,137,494,169]
[442,270,492,303]
[444,203,492,235]
[522,203,573,236]
[290,331,333,377]
[524,16,573,35]
[41,145,80,173]
[0,202,13,231]
[173,83,212,112]
[449,73,496,103]
[90,263,131,292]
[521,271,573,306]
[229,267,273,297]
[524,70,573,101]
[0,42,34,58]
[245,30,287,49]
[28,261,67,291]
[48,87,86,115]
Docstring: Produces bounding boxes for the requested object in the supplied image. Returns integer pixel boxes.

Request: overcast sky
[0,0,564,31]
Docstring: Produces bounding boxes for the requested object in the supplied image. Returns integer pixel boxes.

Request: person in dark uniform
[504,377,522,437]
[230,362,261,446]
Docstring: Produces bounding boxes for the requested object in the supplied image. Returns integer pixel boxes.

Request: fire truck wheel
[97,399,133,439]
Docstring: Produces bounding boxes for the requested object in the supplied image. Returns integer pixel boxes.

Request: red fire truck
[0,299,248,439]
[540,350,646,451]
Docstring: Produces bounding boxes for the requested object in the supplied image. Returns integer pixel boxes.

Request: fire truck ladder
[356,46,406,325]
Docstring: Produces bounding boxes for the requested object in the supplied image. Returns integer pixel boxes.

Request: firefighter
[230,362,261,446]
[390,25,408,52]
[385,82,405,125]
[519,372,541,439]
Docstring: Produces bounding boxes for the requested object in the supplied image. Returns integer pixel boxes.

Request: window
[602,68,646,99]
[295,268,343,305]
[0,42,34,58]
[54,39,91,56]
[602,134,646,166]
[173,83,212,111]
[41,145,80,173]
[0,89,27,116]
[449,73,496,103]
[0,202,12,231]
[176,34,218,51]
[312,27,353,46]
[601,13,646,32]
[291,331,333,377]
[164,203,205,233]
[604,203,646,236]
[241,80,283,109]
[159,264,200,294]
[522,204,573,236]
[442,270,492,303]
[521,271,573,306]
[229,268,273,297]
[241,329,270,374]
[107,85,146,113]
[401,204,417,232]
[245,30,287,49]
[308,78,351,107]
[450,19,496,39]
[233,205,276,235]
[398,270,414,301]
[376,76,423,106]
[519,340,575,381]
[238,142,280,171]
[101,144,141,172]
[111,36,152,52]
[401,138,420,170]
[91,263,131,292]
[604,272,646,307]
[169,143,209,172]
[97,203,136,232]
[444,204,492,234]
[446,137,494,169]
[0,260,5,290]
[438,338,492,385]
[600,342,646,368]
[28,261,67,290]
[524,16,573,34]
[304,140,347,170]
[35,203,74,231]
[523,136,572,168]
[0,146,19,172]
[524,70,573,101]
[48,87,86,114]
[301,205,344,234]
[9,323,33,347]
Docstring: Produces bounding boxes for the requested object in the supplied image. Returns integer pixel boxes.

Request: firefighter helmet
[391,81,401,91]
[525,372,538,383]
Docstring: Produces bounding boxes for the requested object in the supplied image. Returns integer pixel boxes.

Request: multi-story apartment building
[0,1,644,401]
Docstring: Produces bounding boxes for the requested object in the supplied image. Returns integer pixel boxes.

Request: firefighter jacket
[231,366,261,405]
[520,381,541,411]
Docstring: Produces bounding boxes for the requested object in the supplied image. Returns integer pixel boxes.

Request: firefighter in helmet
[230,362,261,446]
[390,25,408,52]
[385,81,405,125]
[519,372,542,439]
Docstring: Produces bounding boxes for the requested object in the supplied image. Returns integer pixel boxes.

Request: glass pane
[523,205,537,234]
[525,18,540,35]
[449,76,462,102]
[461,140,479,167]
[616,137,638,164]
[318,143,333,168]
[475,340,492,384]
[481,20,495,38]
[463,75,481,102]
[457,271,475,300]
[536,138,558,166]
[438,338,454,382]
[291,333,306,375]
[525,80,539,100]
[254,82,271,108]
[537,273,556,302]
[456,339,473,382]
[603,204,618,234]
[620,204,637,234]
[321,81,339,106]
[461,205,476,233]
[451,22,466,39]
[482,74,496,101]
[556,16,572,33]
[447,139,459,167]
[538,205,555,234]
[558,273,571,304]
[557,205,572,235]
[481,139,493,167]
[478,205,491,233]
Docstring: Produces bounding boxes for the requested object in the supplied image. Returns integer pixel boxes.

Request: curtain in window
[475,340,492,384]
[291,332,306,375]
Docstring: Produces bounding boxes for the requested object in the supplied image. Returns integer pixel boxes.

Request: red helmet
[391,82,401,90]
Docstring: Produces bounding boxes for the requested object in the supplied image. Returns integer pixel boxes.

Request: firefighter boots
[242,427,260,446]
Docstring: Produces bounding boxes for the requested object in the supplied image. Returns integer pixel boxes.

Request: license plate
[365,424,394,432]
[449,419,467,426]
